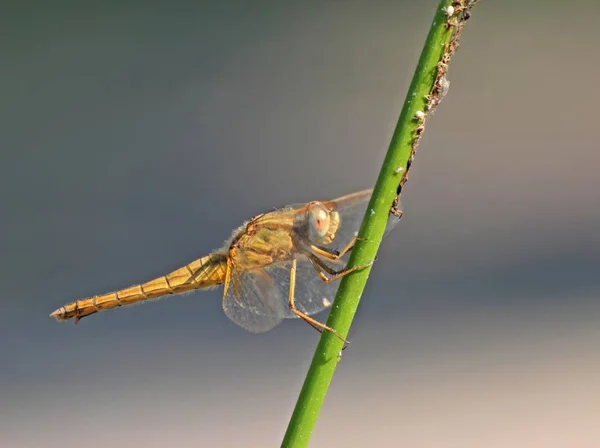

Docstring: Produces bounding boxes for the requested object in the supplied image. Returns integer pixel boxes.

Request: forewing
[320,189,402,254]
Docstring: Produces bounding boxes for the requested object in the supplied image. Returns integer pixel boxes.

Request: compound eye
[307,203,330,240]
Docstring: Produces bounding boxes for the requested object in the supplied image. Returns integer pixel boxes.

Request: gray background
[2,1,599,447]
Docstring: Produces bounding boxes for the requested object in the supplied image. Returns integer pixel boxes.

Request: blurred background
[2,1,599,447]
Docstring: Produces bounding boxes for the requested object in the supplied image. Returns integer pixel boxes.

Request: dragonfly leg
[310,236,366,261]
[307,253,373,283]
[288,258,348,344]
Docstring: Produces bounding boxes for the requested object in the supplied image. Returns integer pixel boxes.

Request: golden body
[50,189,396,339]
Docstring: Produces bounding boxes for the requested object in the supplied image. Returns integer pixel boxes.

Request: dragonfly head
[306,202,340,245]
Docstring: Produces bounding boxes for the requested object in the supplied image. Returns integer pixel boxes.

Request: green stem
[281,1,457,447]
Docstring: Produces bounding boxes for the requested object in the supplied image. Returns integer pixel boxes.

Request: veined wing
[323,189,402,252]
[222,264,286,334]
[222,254,337,333]
[289,189,401,258]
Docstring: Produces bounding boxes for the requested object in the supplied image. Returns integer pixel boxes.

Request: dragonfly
[50,189,399,341]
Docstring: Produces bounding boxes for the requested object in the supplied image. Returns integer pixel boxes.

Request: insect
[50,189,399,341]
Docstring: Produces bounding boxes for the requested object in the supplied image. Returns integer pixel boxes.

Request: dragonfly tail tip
[49,308,65,321]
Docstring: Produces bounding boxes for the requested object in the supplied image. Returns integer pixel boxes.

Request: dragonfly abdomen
[50,253,228,323]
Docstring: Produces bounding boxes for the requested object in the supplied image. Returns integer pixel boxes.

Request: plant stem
[282,1,469,446]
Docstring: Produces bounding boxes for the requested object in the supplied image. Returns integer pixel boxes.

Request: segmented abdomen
[50,253,228,322]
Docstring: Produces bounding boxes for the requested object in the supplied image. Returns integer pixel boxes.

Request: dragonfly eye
[307,203,331,241]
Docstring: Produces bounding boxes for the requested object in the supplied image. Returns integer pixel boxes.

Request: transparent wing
[327,189,402,250]
[222,255,337,327]
[291,189,401,256]
[258,255,339,318]
[222,267,286,333]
